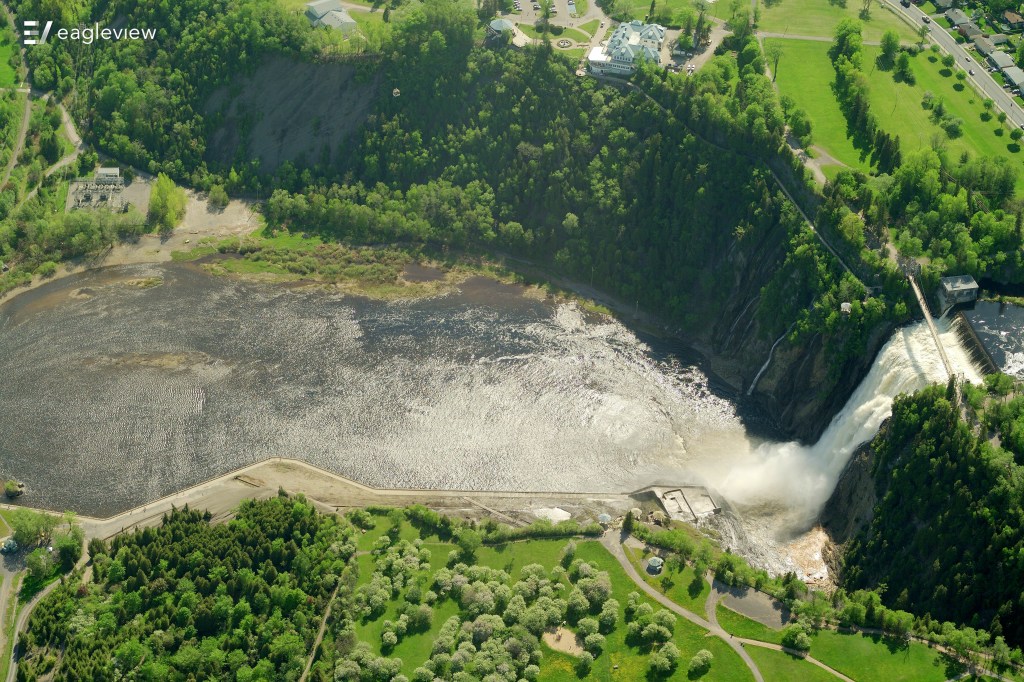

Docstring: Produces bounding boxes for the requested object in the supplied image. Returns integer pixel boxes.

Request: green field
[0,35,17,87]
[809,630,959,682]
[625,545,711,613]
[745,646,841,682]
[758,0,918,41]
[579,18,600,35]
[350,514,754,681]
[768,38,1024,189]
[767,38,874,172]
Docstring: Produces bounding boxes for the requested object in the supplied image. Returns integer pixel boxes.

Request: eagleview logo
[22,19,156,46]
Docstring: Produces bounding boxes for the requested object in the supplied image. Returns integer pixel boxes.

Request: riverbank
[0,458,641,540]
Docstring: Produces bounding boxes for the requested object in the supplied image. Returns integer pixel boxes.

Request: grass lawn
[0,39,16,88]
[769,38,1024,190]
[578,18,599,35]
[809,630,960,682]
[715,604,785,644]
[919,0,937,13]
[351,8,388,30]
[557,47,588,61]
[277,0,375,10]
[745,645,840,682]
[821,163,846,182]
[868,47,1024,191]
[353,530,753,682]
[571,0,589,15]
[766,38,875,172]
[517,22,548,39]
[758,0,917,41]
[623,545,710,614]
[0,574,22,682]
[559,26,591,42]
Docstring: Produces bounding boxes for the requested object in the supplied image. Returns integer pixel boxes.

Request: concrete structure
[939,274,980,308]
[305,0,357,34]
[945,8,970,26]
[588,20,666,75]
[641,485,721,524]
[989,49,1014,70]
[1004,65,1024,88]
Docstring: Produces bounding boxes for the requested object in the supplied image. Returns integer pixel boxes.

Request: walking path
[298,582,341,682]
[599,532,765,682]
[757,31,883,46]
[908,274,952,380]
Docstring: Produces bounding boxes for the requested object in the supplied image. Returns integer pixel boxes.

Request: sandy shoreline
[0,193,260,309]
[0,458,644,541]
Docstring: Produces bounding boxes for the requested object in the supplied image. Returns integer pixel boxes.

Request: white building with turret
[588,20,666,76]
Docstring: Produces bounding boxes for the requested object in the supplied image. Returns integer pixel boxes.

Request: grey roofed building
[932,0,952,9]
[588,20,666,75]
[945,8,970,26]
[1004,65,1024,87]
[990,33,1009,44]
[488,18,515,33]
[305,0,357,34]
[974,36,995,55]
[989,50,1014,70]
[938,275,979,307]
[960,22,983,38]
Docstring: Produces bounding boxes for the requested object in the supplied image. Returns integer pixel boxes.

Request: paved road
[599,533,765,682]
[881,0,1024,129]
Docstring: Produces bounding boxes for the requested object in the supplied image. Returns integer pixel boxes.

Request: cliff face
[685,213,893,444]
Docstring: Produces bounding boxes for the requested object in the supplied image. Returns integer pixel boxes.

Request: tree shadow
[953,83,965,91]
[995,127,1005,136]
[939,68,953,77]
[1008,142,1021,153]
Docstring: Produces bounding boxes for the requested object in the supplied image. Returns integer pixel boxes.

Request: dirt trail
[299,582,340,682]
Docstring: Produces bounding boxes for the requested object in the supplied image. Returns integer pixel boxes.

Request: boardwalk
[908,275,953,380]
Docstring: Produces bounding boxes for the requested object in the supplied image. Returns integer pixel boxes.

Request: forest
[842,380,1024,649]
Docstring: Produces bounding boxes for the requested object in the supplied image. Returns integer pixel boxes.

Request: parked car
[922,15,931,22]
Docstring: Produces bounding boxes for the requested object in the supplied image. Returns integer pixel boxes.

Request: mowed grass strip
[758,0,918,41]
[766,38,875,172]
[744,645,844,682]
[809,630,958,682]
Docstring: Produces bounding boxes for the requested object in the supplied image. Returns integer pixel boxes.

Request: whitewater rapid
[687,318,982,574]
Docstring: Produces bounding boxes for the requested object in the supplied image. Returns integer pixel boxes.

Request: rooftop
[940,275,979,291]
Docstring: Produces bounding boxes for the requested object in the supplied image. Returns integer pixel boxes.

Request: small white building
[589,20,666,76]
[305,0,357,35]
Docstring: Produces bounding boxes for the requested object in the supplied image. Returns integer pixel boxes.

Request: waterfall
[746,325,792,396]
[691,319,984,537]
[951,312,999,375]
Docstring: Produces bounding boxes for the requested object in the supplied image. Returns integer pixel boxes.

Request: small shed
[840,302,853,315]
[647,556,664,574]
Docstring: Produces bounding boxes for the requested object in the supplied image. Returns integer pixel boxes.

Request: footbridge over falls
[907,273,954,382]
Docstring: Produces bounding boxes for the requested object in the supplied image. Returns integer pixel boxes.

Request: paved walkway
[599,532,765,682]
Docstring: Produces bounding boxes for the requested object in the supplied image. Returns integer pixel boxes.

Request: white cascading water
[685,318,983,573]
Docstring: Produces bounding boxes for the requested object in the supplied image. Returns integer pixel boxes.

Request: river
[0,263,985,576]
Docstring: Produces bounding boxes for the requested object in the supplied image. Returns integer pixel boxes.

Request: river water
[960,300,1024,378]
[0,263,750,516]
[0,263,986,575]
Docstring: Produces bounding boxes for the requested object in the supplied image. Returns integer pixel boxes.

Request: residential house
[932,0,952,10]
[1003,65,1024,89]
[989,49,1014,70]
[945,8,970,26]
[1003,9,1024,28]
[960,22,983,39]
[305,0,357,34]
[588,20,666,75]
[974,36,996,56]
[990,33,1009,45]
